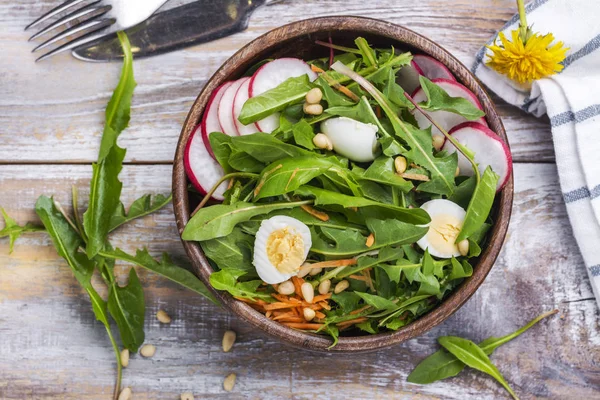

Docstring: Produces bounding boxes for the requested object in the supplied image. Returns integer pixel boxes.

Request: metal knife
[72,0,278,62]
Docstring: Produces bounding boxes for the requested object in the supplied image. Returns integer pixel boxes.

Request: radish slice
[184,124,228,201]
[411,78,487,139]
[396,60,423,94]
[442,122,512,191]
[249,58,318,132]
[413,55,456,81]
[233,79,260,136]
[201,82,232,160]
[218,78,248,137]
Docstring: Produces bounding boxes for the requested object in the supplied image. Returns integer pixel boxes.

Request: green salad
[182,37,512,346]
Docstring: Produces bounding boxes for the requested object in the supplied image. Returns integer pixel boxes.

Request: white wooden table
[1,1,599,399]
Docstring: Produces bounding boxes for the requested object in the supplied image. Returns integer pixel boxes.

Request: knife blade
[72,0,267,62]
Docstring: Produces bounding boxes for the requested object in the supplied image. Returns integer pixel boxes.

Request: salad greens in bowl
[173,16,513,352]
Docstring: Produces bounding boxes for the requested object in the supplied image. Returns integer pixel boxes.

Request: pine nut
[297,264,311,278]
[313,133,333,150]
[305,87,323,104]
[309,267,322,276]
[458,239,469,256]
[303,307,316,321]
[140,344,156,358]
[334,280,350,294]
[222,330,236,352]
[394,156,407,174]
[432,135,444,151]
[301,282,315,303]
[365,233,375,247]
[318,279,331,295]
[223,373,236,392]
[156,310,171,324]
[180,393,194,400]
[304,102,323,115]
[118,387,132,400]
[120,349,129,368]
[455,166,460,177]
[277,280,295,295]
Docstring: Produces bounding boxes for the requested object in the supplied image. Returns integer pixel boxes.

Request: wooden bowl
[173,16,513,352]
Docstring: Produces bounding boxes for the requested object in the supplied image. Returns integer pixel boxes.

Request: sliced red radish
[396,60,423,94]
[411,78,487,139]
[233,79,259,136]
[218,78,248,137]
[413,55,456,81]
[249,58,318,132]
[184,124,228,201]
[201,82,233,160]
[442,122,512,191]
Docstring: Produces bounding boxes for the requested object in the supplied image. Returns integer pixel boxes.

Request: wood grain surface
[0,0,598,399]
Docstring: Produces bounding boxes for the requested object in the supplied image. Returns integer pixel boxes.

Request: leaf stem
[191,172,259,217]
[104,324,122,400]
[517,0,528,43]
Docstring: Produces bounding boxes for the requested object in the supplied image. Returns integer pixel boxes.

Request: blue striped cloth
[473,0,600,307]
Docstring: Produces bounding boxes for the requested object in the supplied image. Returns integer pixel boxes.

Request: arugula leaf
[110,193,172,232]
[314,76,355,107]
[338,246,404,278]
[438,336,518,399]
[182,200,311,241]
[331,292,361,313]
[99,248,218,304]
[238,75,313,125]
[448,258,473,281]
[200,227,255,275]
[228,150,266,173]
[448,176,477,209]
[456,167,499,242]
[355,292,397,310]
[227,132,314,163]
[107,267,145,352]
[0,207,43,253]
[418,77,485,121]
[357,156,413,192]
[294,186,430,225]
[384,68,413,109]
[208,132,234,171]
[209,269,272,301]
[292,119,316,150]
[355,37,378,68]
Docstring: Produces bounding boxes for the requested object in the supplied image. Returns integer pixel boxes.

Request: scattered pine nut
[313,133,333,150]
[277,280,295,295]
[365,233,375,247]
[334,280,350,294]
[455,166,460,177]
[223,373,236,392]
[318,279,331,295]
[120,348,129,368]
[304,103,323,115]
[118,387,132,400]
[222,330,236,353]
[394,156,407,174]
[180,393,194,400]
[301,282,315,303]
[140,344,156,358]
[432,135,444,151]
[458,239,469,256]
[303,307,316,322]
[305,87,323,104]
[156,310,171,324]
[309,267,322,276]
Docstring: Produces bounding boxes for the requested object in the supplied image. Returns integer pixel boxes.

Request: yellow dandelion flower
[486,30,568,84]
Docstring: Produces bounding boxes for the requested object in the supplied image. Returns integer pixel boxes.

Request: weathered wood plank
[0,0,552,164]
[0,163,597,399]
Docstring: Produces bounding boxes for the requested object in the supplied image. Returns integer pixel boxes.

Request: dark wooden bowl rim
[172,16,513,353]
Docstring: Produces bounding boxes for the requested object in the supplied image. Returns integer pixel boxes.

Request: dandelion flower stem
[517,0,528,43]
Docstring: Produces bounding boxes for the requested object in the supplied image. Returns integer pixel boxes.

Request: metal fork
[26,0,168,62]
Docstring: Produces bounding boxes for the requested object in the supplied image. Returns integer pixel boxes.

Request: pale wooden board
[0,0,553,164]
[1,163,598,399]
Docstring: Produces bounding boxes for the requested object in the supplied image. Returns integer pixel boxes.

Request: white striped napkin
[472,0,600,308]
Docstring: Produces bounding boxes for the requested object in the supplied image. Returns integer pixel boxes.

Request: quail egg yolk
[266,228,305,274]
[427,215,463,255]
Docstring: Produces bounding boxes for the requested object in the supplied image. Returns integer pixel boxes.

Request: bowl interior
[173,16,513,353]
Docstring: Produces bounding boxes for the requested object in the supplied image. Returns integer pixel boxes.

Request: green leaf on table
[107,268,145,352]
[418,76,485,121]
[438,336,519,399]
[0,207,43,254]
[292,119,316,150]
[99,248,218,304]
[456,167,499,242]
[182,200,310,241]
[110,193,172,232]
[238,75,313,125]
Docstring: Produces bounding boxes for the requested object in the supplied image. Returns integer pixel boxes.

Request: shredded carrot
[313,293,332,302]
[291,276,305,295]
[336,317,368,328]
[234,296,266,305]
[265,310,273,319]
[283,322,324,330]
[300,204,330,221]
[277,316,306,323]
[349,274,368,281]
[363,269,375,292]
[308,258,357,269]
[293,307,302,317]
[319,301,331,310]
[314,311,326,319]
[311,64,325,73]
[350,305,371,315]
[272,312,298,321]
[264,302,297,311]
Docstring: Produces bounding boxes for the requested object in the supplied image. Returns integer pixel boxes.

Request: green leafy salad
[182,37,512,345]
